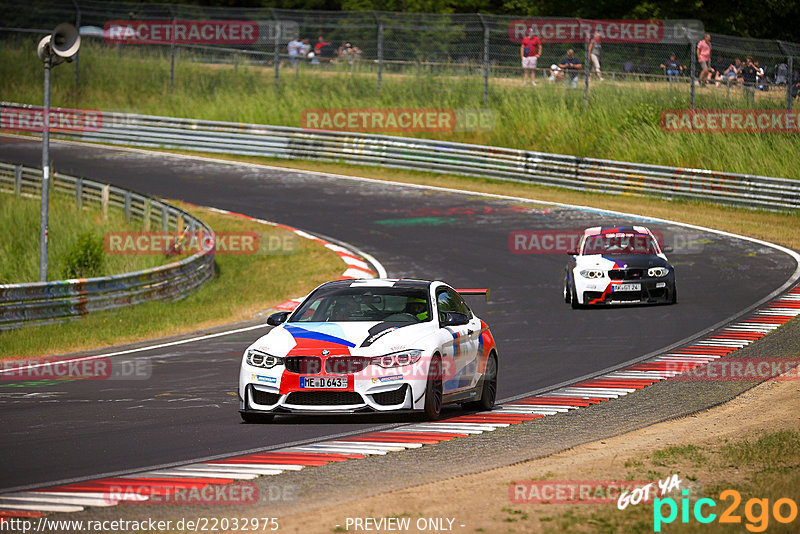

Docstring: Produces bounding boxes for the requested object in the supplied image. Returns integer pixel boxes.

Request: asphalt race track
[0,136,796,492]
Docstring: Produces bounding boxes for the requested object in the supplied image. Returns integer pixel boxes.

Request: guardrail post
[143,198,151,231]
[161,205,168,232]
[124,191,131,223]
[373,11,383,91]
[14,165,21,196]
[101,184,109,221]
[477,14,490,107]
[177,212,184,232]
[75,177,82,210]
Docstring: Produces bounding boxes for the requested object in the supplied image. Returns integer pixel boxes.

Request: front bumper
[579,277,676,305]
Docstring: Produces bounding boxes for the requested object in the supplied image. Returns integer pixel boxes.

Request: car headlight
[579,269,604,279]
[372,350,423,368]
[648,267,669,277]
[246,349,284,368]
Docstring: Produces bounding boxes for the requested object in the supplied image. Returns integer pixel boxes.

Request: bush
[63,232,105,279]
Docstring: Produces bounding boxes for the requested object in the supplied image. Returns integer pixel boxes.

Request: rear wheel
[463,352,497,412]
[423,355,443,421]
[240,411,275,424]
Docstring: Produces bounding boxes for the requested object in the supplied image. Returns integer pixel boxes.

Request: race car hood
[575,254,671,269]
[249,320,437,357]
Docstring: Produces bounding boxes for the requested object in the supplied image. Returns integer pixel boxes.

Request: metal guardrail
[2,102,799,212]
[0,161,214,330]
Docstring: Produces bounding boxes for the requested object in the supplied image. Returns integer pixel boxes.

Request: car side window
[436,289,457,322]
[452,291,473,318]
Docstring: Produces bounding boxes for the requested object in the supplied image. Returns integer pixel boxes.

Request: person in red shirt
[696,34,712,86]
[520,28,542,86]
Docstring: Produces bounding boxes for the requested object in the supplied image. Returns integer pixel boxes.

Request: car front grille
[251,388,280,406]
[608,269,644,280]
[371,385,407,406]
[285,356,322,374]
[325,356,372,374]
[285,391,363,406]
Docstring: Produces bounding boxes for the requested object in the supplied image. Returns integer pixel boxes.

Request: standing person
[559,49,582,89]
[287,36,302,67]
[588,32,603,81]
[696,33,712,86]
[740,56,757,104]
[520,28,542,86]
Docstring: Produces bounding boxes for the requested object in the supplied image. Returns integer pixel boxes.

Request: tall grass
[0,37,797,179]
[0,191,165,283]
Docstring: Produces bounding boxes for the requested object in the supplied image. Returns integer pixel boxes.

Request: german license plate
[300,376,348,389]
[613,283,641,292]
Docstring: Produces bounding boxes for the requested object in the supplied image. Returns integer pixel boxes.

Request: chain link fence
[1,1,798,111]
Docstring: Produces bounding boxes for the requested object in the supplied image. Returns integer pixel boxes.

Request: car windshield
[582,233,659,255]
[290,286,432,323]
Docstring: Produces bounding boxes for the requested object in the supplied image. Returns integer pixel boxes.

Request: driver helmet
[406,297,429,321]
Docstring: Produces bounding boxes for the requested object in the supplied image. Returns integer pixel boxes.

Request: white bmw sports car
[239,279,498,422]
[564,226,677,308]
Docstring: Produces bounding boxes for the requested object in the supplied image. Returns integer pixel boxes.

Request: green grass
[0,201,345,358]
[1,37,798,180]
[0,191,166,283]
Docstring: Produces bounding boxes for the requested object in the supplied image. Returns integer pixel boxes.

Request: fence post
[583,21,590,105]
[169,6,176,92]
[690,41,696,110]
[75,177,82,210]
[270,9,280,92]
[14,165,21,196]
[161,205,168,232]
[788,55,794,112]
[373,11,383,91]
[477,14,490,107]
[72,0,81,90]
[144,198,151,231]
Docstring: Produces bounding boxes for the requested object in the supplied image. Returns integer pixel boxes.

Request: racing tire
[564,277,571,304]
[463,352,498,412]
[671,285,678,304]
[570,281,582,309]
[240,411,275,424]
[423,355,443,421]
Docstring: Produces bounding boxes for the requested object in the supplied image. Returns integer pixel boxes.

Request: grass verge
[0,201,345,358]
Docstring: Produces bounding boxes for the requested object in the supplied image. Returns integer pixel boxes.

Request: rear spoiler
[456,288,490,302]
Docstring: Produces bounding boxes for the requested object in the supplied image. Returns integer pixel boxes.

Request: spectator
[660,52,684,82]
[696,33,712,86]
[559,49,582,89]
[547,64,563,83]
[520,28,542,86]
[754,61,767,90]
[722,58,742,86]
[740,56,757,103]
[588,32,603,80]
[774,62,789,85]
[314,36,328,56]
[287,36,303,66]
[622,57,634,74]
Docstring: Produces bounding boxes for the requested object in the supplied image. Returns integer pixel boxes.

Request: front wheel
[570,281,582,309]
[463,352,497,412]
[240,411,275,424]
[423,355,443,421]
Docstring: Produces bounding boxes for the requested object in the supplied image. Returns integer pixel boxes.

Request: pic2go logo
[654,489,799,532]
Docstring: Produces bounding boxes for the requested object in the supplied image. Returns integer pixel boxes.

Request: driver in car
[405,298,429,321]
[331,298,359,321]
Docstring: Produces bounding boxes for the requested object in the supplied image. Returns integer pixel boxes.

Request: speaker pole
[40,54,52,282]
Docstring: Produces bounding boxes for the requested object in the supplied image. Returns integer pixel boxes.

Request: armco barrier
[1,102,798,211]
[0,162,214,330]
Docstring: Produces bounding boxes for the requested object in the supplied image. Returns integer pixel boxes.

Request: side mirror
[440,311,469,327]
[267,311,290,326]
[662,246,673,254]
